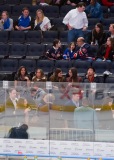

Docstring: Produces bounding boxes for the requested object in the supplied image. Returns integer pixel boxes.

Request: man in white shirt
[63,2,88,43]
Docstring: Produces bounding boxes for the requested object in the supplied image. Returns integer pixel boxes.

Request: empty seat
[36,60,54,74]
[88,18,100,30]
[0,44,9,58]
[0,59,18,71]
[109,4,114,17]
[51,18,66,31]
[43,6,59,18]
[55,60,72,74]
[103,19,114,30]
[73,60,91,76]
[9,31,25,43]
[26,31,41,44]
[29,5,43,17]
[43,31,58,44]
[102,6,108,18]
[92,61,110,74]
[21,0,32,4]
[60,5,75,17]
[0,31,9,44]
[0,5,11,15]
[0,0,5,5]
[9,44,27,59]
[105,76,114,83]
[12,5,30,16]
[26,44,45,59]
[19,59,36,73]
[59,31,68,44]
[5,0,20,5]
[90,45,99,57]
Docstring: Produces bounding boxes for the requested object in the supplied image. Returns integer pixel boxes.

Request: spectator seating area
[0,1,114,82]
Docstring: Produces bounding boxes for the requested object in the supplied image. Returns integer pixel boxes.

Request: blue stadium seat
[0,59,18,80]
[105,76,114,83]
[59,31,68,45]
[36,60,54,74]
[88,18,100,30]
[0,0,5,5]
[9,44,27,59]
[26,31,41,44]
[0,31,9,44]
[60,5,75,17]
[0,44,9,58]
[26,44,45,59]
[12,5,30,16]
[110,62,114,74]
[102,6,108,18]
[43,31,58,44]
[43,6,59,18]
[29,5,43,17]
[21,0,32,4]
[103,19,114,30]
[110,6,114,17]
[90,45,99,57]
[9,31,25,44]
[0,59,18,72]
[51,18,66,31]
[5,0,20,5]
[73,60,91,76]
[19,59,36,73]
[92,61,110,74]
[0,5,11,15]
[55,60,72,74]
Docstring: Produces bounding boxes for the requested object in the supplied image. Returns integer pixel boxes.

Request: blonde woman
[34,9,51,31]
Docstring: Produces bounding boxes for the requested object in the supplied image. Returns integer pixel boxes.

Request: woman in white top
[0,11,13,31]
[34,9,51,31]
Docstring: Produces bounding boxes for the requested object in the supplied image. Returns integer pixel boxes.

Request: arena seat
[51,18,66,31]
[19,59,36,73]
[29,5,43,17]
[21,0,32,5]
[43,6,59,18]
[26,44,45,60]
[36,60,55,74]
[9,44,27,59]
[55,60,72,74]
[42,31,58,45]
[0,5,11,15]
[92,61,110,74]
[72,60,91,76]
[60,5,75,17]
[59,31,68,45]
[0,44,9,59]
[12,5,30,16]
[0,31,9,44]
[88,18,100,30]
[105,76,114,83]
[110,6,114,17]
[26,31,42,44]
[5,0,20,5]
[9,31,25,44]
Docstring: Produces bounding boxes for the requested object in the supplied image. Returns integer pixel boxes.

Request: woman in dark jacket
[88,23,106,47]
[50,68,65,82]
[96,37,114,62]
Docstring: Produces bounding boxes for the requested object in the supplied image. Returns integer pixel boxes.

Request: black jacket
[97,44,114,61]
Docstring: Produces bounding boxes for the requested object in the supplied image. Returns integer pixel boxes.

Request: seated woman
[88,23,106,46]
[46,39,63,60]
[34,9,51,31]
[63,42,76,60]
[32,69,47,82]
[96,37,114,62]
[66,67,82,82]
[14,66,30,87]
[0,11,13,31]
[50,68,65,82]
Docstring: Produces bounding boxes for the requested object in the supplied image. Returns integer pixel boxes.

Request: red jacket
[102,0,114,7]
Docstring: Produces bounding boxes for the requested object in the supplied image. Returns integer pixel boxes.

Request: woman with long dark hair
[50,68,65,82]
[14,66,30,87]
[88,23,106,46]
[66,67,82,82]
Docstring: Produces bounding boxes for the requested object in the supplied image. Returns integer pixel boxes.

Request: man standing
[63,2,88,43]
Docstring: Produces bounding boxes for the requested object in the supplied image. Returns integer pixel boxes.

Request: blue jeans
[68,28,84,43]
